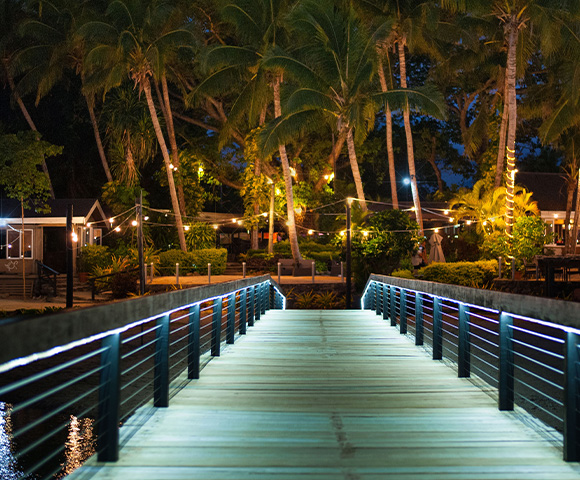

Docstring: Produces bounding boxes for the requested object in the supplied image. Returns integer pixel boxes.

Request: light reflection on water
[59,416,95,478]
[0,402,22,480]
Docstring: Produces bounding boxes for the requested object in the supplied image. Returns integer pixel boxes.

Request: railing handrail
[0,275,282,366]
[35,260,59,277]
[0,275,285,475]
[365,274,580,331]
[362,273,580,462]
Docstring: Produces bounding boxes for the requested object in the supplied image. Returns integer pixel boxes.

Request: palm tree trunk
[504,21,518,238]
[314,130,347,193]
[142,78,187,251]
[251,106,269,250]
[494,72,509,188]
[571,170,580,254]
[160,74,187,217]
[377,49,398,209]
[273,75,301,262]
[565,177,575,253]
[3,58,55,199]
[346,128,368,212]
[398,41,423,234]
[85,93,113,183]
[427,136,444,192]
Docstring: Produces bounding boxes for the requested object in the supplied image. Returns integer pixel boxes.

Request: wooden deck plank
[71,309,580,480]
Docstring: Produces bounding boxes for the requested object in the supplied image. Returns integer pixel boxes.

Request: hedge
[191,248,227,275]
[158,248,228,275]
[417,260,498,287]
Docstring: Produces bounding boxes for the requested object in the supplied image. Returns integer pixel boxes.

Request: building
[0,198,108,274]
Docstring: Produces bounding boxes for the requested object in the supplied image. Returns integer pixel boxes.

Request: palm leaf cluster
[2,0,580,258]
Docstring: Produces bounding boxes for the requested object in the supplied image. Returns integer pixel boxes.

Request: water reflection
[0,402,22,480]
[60,416,95,477]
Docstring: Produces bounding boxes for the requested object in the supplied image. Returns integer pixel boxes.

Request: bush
[78,245,111,274]
[417,260,498,287]
[191,248,228,275]
[158,250,194,274]
[391,269,415,279]
[111,271,139,298]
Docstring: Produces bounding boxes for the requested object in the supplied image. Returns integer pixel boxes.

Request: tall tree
[1,0,55,198]
[11,0,113,183]
[260,0,446,215]
[81,0,194,251]
[197,0,303,261]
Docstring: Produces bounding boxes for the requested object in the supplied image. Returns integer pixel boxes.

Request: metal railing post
[260,283,266,315]
[248,286,255,326]
[188,304,200,379]
[433,297,443,360]
[97,332,121,462]
[270,284,275,309]
[211,297,222,356]
[458,303,470,378]
[226,293,236,344]
[498,312,514,410]
[390,286,396,327]
[382,284,389,320]
[154,314,170,407]
[175,263,179,284]
[370,283,376,311]
[415,292,424,346]
[564,331,580,461]
[254,285,261,321]
[375,283,381,316]
[239,289,247,335]
[400,290,407,334]
[242,262,246,278]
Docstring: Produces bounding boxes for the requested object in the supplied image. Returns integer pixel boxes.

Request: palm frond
[205,45,260,71]
[286,88,337,114]
[258,108,326,157]
[371,84,447,120]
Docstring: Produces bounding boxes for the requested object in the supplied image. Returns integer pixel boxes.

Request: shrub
[111,271,139,298]
[391,269,415,279]
[294,290,317,309]
[418,260,498,287]
[158,250,194,274]
[191,248,228,275]
[78,245,111,274]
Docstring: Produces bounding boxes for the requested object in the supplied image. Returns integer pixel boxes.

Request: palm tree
[260,0,445,215]
[1,0,55,197]
[81,0,193,251]
[449,179,539,234]
[446,0,577,237]
[11,0,113,183]
[195,0,303,261]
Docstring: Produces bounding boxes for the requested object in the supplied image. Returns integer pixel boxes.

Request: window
[6,229,33,259]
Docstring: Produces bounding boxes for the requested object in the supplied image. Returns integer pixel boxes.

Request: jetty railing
[0,275,285,479]
[362,273,580,462]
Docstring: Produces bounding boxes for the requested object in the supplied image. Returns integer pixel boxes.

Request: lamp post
[346,197,353,309]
